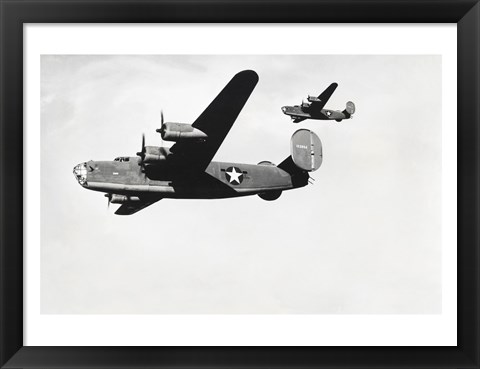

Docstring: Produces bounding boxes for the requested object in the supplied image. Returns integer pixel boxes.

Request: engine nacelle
[110,195,141,204]
[307,95,321,102]
[143,146,170,164]
[159,122,208,142]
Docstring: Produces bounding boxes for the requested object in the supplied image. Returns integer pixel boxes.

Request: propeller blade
[156,110,166,137]
[105,193,111,209]
[136,133,146,158]
[136,134,147,172]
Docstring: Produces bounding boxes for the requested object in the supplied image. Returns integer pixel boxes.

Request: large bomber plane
[73,70,322,215]
[282,83,355,123]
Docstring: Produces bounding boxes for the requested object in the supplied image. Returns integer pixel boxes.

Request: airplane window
[73,163,88,185]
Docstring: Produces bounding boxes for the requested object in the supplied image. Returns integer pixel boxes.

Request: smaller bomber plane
[73,70,323,215]
[281,82,355,123]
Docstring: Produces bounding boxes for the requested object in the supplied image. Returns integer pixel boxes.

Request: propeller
[105,193,111,209]
[156,110,166,138]
[136,133,146,171]
[136,133,146,160]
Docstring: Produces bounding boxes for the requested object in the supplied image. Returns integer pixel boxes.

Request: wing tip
[235,69,259,84]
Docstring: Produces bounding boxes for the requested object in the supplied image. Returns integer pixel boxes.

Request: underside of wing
[293,117,307,123]
[169,70,259,172]
[310,82,338,111]
[115,197,162,215]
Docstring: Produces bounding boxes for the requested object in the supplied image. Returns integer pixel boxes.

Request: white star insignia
[226,167,243,184]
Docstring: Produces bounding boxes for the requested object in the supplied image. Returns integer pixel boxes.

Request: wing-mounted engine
[107,194,141,204]
[152,111,208,142]
[307,95,321,103]
[301,100,311,110]
[157,122,208,142]
[143,146,171,164]
[290,129,322,172]
[136,134,171,169]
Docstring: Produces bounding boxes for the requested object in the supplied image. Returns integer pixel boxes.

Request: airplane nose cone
[281,106,287,112]
[73,162,88,186]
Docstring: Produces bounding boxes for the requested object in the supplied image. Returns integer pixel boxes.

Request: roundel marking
[225,166,244,185]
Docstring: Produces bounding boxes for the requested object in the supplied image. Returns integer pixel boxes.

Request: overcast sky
[40,55,442,314]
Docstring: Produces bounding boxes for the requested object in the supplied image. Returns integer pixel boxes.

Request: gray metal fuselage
[282,105,349,121]
[78,157,305,199]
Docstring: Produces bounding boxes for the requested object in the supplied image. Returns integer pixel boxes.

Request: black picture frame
[1,1,479,368]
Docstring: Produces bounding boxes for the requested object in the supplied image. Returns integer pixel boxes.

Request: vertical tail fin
[277,129,323,188]
[342,101,355,118]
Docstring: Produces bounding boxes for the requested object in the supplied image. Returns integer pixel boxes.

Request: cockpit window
[73,163,88,185]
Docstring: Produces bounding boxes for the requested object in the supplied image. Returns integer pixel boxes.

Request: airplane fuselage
[281,105,349,122]
[73,157,307,200]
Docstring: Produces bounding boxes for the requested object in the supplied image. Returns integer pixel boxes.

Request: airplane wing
[115,197,162,215]
[310,82,338,111]
[169,70,259,172]
[293,117,306,123]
